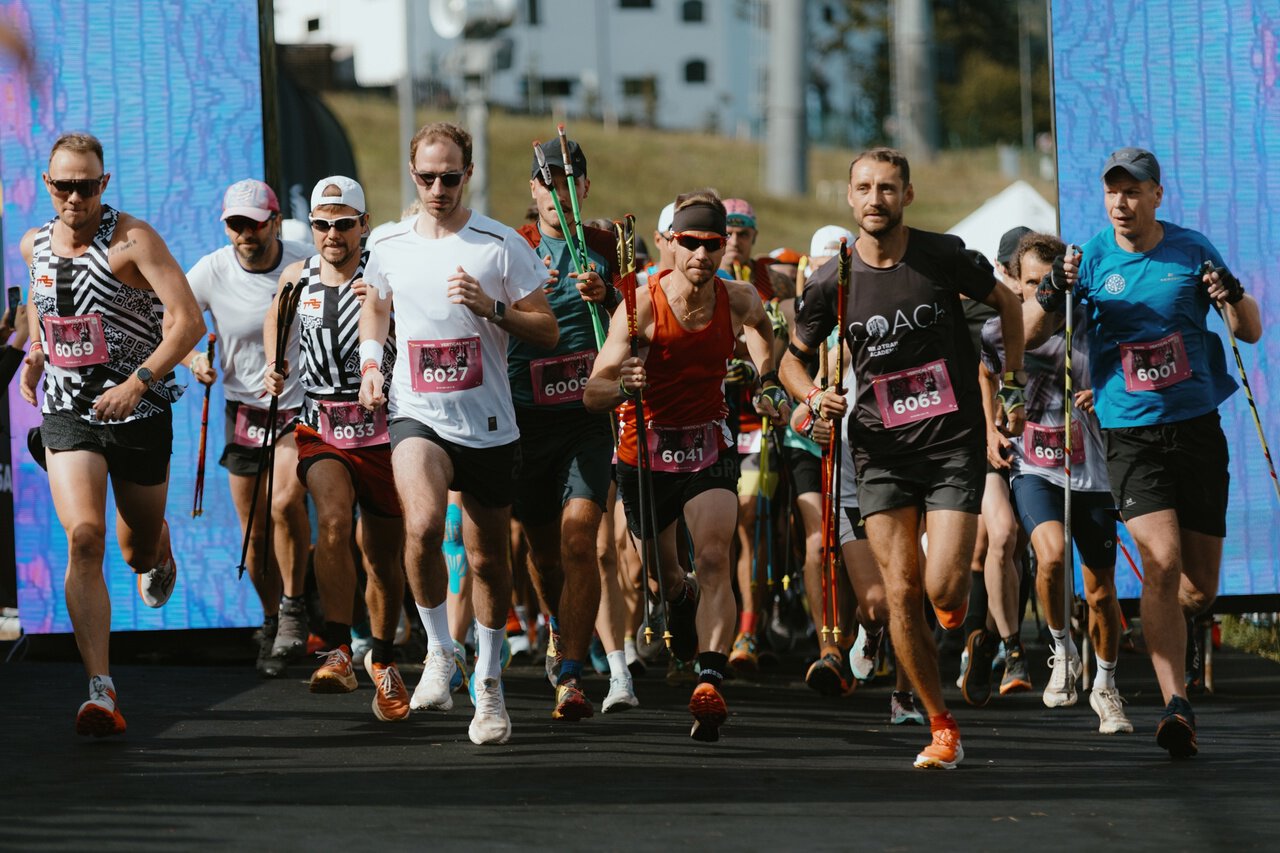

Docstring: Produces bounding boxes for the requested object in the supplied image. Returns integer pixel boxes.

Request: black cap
[1102,147,1160,184]
[997,226,1033,265]
[531,138,588,180]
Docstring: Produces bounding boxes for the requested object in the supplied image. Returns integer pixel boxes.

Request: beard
[855,206,903,238]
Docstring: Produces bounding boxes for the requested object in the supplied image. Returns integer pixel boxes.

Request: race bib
[319,401,388,449]
[871,359,959,429]
[408,337,484,393]
[530,350,594,405]
[43,314,108,368]
[1120,332,1192,392]
[647,422,719,473]
[234,404,298,447]
[1023,421,1085,469]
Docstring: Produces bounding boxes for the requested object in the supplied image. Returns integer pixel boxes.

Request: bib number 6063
[892,390,943,415]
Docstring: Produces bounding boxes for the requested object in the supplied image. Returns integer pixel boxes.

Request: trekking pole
[762,420,775,593]
[1063,245,1079,647]
[829,238,850,644]
[1201,261,1280,503]
[192,333,216,518]
[817,340,832,646]
[767,424,803,594]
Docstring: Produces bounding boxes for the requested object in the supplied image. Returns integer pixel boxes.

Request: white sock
[474,622,504,683]
[1094,656,1117,690]
[624,636,638,665]
[416,602,451,658]
[1049,626,1077,659]
[607,649,628,681]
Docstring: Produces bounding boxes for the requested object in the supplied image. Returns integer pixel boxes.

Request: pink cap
[723,198,756,229]
[221,179,279,221]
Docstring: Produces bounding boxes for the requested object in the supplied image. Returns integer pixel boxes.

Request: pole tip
[557,123,566,134]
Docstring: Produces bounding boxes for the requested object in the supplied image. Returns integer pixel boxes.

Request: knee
[67,522,107,566]
[694,541,732,577]
[860,588,889,625]
[1179,585,1215,616]
[1086,580,1116,613]
[316,513,353,551]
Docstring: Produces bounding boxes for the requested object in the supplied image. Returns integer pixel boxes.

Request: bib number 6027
[892,390,943,415]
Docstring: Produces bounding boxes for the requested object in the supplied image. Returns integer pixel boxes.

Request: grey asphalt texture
[2,635,1278,852]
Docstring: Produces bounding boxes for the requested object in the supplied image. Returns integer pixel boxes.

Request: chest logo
[1103,274,1126,295]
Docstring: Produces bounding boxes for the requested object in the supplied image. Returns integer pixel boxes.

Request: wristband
[804,386,826,415]
[28,341,43,352]
[796,409,816,439]
[759,370,780,388]
[361,359,381,377]
[358,339,384,368]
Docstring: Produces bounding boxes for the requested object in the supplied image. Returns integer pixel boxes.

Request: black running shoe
[960,629,998,707]
[1156,695,1198,759]
[666,576,701,663]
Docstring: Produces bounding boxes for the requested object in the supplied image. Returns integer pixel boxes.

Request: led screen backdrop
[1052,0,1280,599]
[2,0,268,632]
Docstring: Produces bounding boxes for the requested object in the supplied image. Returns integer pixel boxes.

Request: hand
[447,266,495,319]
[1200,262,1244,306]
[542,255,560,288]
[0,307,13,342]
[752,384,792,426]
[572,267,607,303]
[190,351,217,386]
[19,348,44,406]
[359,368,385,411]
[263,361,287,397]
[805,385,847,421]
[986,429,1013,470]
[724,358,758,386]
[809,414,833,444]
[1036,245,1080,312]
[351,277,370,304]
[997,374,1026,437]
[1074,389,1095,414]
[93,376,145,422]
[618,356,646,397]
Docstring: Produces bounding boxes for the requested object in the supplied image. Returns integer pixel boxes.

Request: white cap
[656,202,676,235]
[310,175,366,214]
[809,224,855,259]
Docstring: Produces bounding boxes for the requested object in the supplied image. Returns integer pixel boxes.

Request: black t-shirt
[794,229,996,467]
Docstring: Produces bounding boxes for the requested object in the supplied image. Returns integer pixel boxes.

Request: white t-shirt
[363,212,546,448]
[187,240,313,409]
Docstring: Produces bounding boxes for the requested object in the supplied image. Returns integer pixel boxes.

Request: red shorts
[294,424,402,518]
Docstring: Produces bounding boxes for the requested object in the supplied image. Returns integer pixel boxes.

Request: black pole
[258,0,283,199]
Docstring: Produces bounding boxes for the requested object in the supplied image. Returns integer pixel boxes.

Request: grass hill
[322,91,1058,255]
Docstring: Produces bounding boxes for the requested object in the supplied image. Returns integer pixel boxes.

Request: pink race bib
[319,401,388,449]
[234,405,298,447]
[1120,332,1192,392]
[647,422,719,473]
[871,359,959,429]
[43,314,108,368]
[1023,421,1085,469]
[530,350,593,405]
[408,337,483,393]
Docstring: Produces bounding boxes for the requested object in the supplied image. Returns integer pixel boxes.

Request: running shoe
[255,615,282,678]
[625,637,646,678]
[272,597,308,661]
[960,629,999,707]
[998,645,1033,695]
[728,631,759,675]
[450,641,469,694]
[500,634,512,671]
[849,624,883,682]
[955,648,969,689]
[1043,651,1082,708]
[469,677,512,745]
[1155,696,1198,758]
[1088,686,1133,735]
[411,649,456,711]
[914,725,964,769]
[137,552,177,608]
[589,635,610,675]
[551,679,594,721]
[667,575,701,663]
[666,656,698,687]
[602,675,639,713]
[363,650,410,721]
[688,681,728,743]
[310,644,358,694]
[544,628,562,688]
[890,691,925,726]
[76,675,126,738]
[805,650,855,697]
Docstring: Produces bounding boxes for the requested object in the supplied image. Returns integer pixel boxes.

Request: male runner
[20,132,205,735]
[185,179,313,676]
[358,122,558,745]
[781,147,1027,768]
[1028,148,1262,757]
[584,189,787,742]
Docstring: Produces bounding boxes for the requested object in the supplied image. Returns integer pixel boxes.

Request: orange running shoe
[76,676,127,738]
[310,644,358,693]
[688,681,728,742]
[363,653,410,721]
[551,679,594,721]
[728,631,760,675]
[914,724,964,769]
[932,601,968,631]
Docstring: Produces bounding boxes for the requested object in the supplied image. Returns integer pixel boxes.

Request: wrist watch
[135,366,153,385]
[488,301,507,324]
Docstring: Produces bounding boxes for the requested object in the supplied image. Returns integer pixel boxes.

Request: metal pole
[1019,0,1034,169]
[892,0,938,161]
[258,0,283,198]
[465,74,489,216]
[764,0,807,197]
[399,0,417,211]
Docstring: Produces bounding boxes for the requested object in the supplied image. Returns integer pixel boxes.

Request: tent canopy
[947,180,1058,265]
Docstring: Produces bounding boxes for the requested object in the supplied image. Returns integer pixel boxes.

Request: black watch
[135,366,154,384]
[488,301,507,324]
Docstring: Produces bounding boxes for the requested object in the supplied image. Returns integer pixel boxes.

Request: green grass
[324,91,1058,253]
[1219,615,1280,664]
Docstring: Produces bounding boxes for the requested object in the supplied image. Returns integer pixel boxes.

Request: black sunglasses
[673,233,727,252]
[311,216,362,233]
[412,169,466,188]
[225,215,275,233]
[46,175,104,197]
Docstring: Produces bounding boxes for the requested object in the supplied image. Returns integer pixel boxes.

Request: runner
[1028,148,1263,757]
[262,177,408,720]
[584,189,788,741]
[19,132,205,735]
[357,121,558,745]
[185,179,313,677]
[781,147,1027,768]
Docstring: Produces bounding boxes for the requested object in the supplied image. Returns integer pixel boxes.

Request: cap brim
[221,207,274,221]
[1103,165,1156,184]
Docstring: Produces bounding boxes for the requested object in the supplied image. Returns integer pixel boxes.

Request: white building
[274,0,872,143]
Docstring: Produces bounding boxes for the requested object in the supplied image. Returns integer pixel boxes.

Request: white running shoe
[849,624,882,682]
[602,675,639,713]
[410,649,456,711]
[1043,652,1082,708]
[137,554,177,608]
[468,677,512,745]
[1089,686,1134,734]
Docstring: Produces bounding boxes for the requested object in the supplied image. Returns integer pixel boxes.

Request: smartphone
[5,286,19,319]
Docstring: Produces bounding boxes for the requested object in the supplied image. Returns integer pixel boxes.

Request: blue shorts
[1010,474,1117,570]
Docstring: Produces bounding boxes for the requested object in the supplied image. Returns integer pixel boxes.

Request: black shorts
[512,406,613,526]
[785,447,823,497]
[1010,475,1117,570]
[388,417,520,509]
[616,450,740,539]
[30,410,172,486]
[220,401,298,477]
[856,444,985,517]
[1104,410,1229,538]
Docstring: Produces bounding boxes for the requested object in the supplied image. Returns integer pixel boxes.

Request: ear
[580,177,590,200]
[101,172,112,194]
[903,182,915,207]
[530,178,539,201]
[1153,184,1163,208]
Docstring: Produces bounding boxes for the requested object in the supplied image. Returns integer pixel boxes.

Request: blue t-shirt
[1078,221,1236,428]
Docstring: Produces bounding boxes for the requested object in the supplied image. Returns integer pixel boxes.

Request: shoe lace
[861,628,882,661]
[376,666,403,698]
[932,726,960,749]
[317,647,350,667]
[1046,654,1069,690]
[476,679,504,716]
[89,677,111,703]
[426,650,454,680]
[1095,687,1126,714]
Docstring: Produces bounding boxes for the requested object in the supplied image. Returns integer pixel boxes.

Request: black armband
[786,341,819,373]
[759,370,780,388]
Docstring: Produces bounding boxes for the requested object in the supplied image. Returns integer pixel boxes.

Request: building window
[681,1,704,22]
[540,78,574,97]
[619,0,652,8]
[306,17,320,32]
[684,60,708,84]
[526,0,539,25]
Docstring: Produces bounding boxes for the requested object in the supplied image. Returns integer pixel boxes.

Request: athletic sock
[1002,633,1023,655]
[371,637,396,665]
[474,622,504,683]
[322,621,352,651]
[738,610,758,635]
[1049,626,1076,659]
[1094,656,1117,690]
[558,659,583,686]
[697,652,728,686]
[607,649,628,681]
[624,636,638,664]
[416,602,452,658]
[929,711,958,732]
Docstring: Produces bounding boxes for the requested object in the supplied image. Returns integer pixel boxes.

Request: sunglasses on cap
[311,216,362,233]
[225,215,275,233]
[45,175,105,197]
[412,169,466,188]
[673,233,727,252]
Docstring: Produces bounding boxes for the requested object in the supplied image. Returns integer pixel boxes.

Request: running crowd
[18,127,1262,767]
